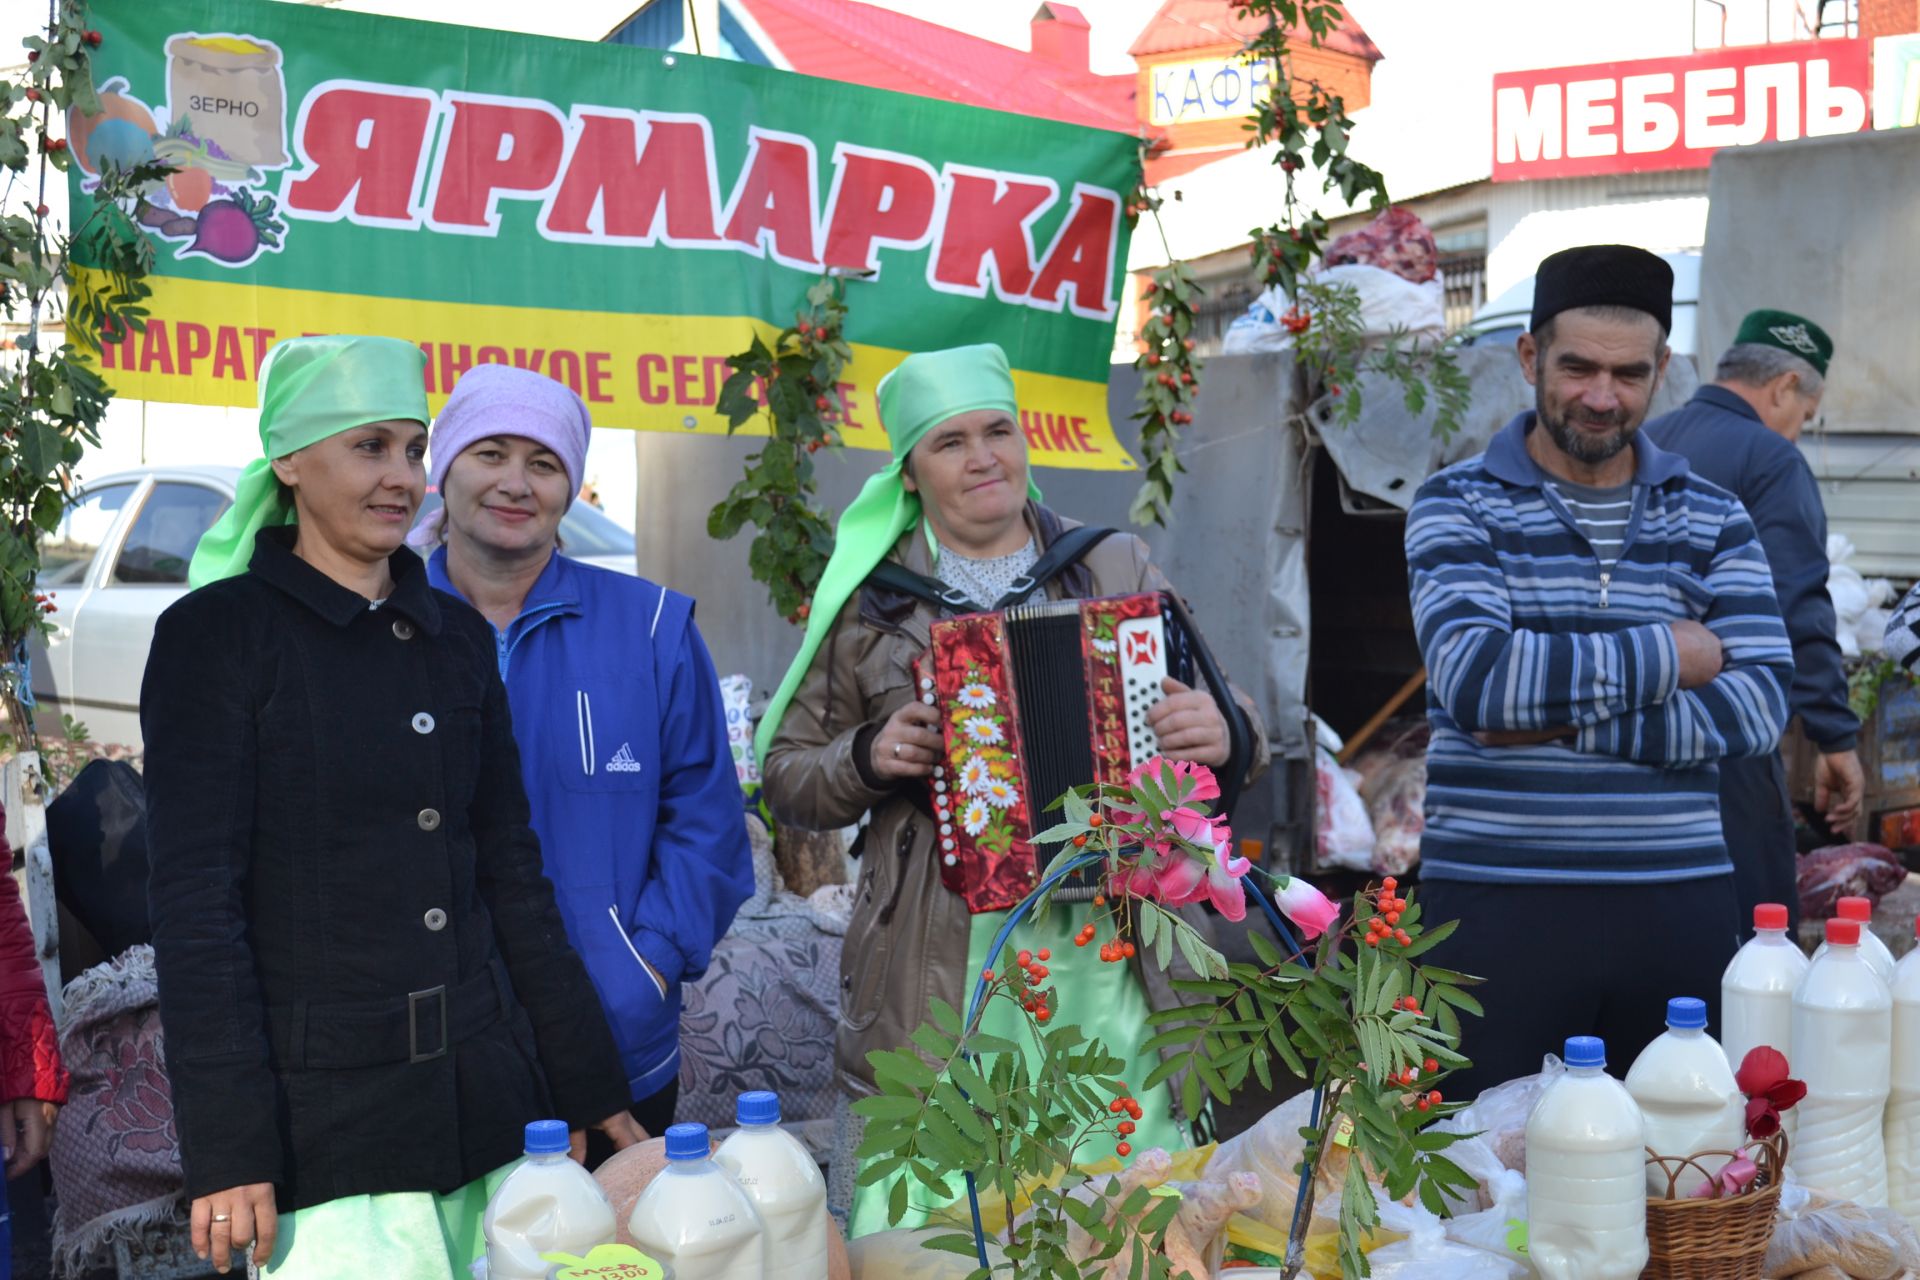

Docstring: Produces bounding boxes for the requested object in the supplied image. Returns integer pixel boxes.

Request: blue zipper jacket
[428,548,753,1100]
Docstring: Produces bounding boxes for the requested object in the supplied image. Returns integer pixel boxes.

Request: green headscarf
[188,335,431,587]
[754,343,1038,766]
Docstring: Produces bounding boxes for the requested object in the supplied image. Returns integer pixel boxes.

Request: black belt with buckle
[265,962,514,1070]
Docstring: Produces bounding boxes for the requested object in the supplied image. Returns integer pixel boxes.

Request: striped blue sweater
[1405,413,1792,884]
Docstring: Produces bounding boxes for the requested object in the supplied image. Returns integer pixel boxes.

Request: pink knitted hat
[409,364,591,546]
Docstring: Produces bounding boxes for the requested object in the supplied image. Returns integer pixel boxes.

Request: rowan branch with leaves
[0,1,169,743]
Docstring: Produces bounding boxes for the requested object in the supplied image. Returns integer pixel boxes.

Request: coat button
[423,908,447,932]
[417,808,441,831]
[412,712,435,735]
[393,619,416,641]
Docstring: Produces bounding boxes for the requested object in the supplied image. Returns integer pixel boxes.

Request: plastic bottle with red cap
[1721,903,1810,1090]
[1887,917,1920,1228]
[1792,917,1893,1206]
[1810,896,1896,983]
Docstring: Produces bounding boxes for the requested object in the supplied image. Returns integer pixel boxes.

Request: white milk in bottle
[1886,918,1920,1228]
[628,1122,766,1279]
[1793,917,1893,1206]
[483,1120,618,1280]
[1526,1036,1649,1280]
[1721,903,1809,1073]
[1625,997,1745,1196]
[715,1091,829,1280]
[1811,896,1896,983]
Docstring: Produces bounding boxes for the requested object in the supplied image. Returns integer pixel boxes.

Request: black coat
[142,527,630,1211]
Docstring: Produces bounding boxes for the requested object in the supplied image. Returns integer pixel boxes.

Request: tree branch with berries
[1239,0,1470,443]
[709,275,850,623]
[0,2,170,744]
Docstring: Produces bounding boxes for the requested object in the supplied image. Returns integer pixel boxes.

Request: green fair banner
[73,0,1141,470]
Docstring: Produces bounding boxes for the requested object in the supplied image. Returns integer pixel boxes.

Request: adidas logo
[1768,323,1821,356]
[605,744,642,773]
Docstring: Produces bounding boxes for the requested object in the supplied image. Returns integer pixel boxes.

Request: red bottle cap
[1826,918,1861,946]
[1753,904,1788,931]
[1837,897,1873,923]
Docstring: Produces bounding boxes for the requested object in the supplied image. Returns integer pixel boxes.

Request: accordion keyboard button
[934,781,947,793]
[920,677,934,691]
[940,823,952,835]
[922,693,937,706]
[944,854,958,866]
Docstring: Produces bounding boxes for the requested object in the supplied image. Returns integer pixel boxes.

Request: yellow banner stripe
[78,273,1137,472]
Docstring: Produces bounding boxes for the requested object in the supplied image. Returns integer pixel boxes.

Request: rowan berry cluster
[1105,1088,1144,1158]
[1363,877,1412,948]
[983,948,1057,1022]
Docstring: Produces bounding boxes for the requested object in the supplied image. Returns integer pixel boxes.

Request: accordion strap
[866,526,1116,615]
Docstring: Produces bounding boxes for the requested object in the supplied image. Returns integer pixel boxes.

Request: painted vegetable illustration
[165,167,213,213]
[66,77,157,177]
[180,187,285,265]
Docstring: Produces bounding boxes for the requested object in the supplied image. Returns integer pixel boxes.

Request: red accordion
[915,593,1193,914]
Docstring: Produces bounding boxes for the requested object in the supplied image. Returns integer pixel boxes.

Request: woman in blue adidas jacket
[415,364,753,1154]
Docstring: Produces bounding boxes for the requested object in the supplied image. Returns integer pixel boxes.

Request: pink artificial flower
[1127,757,1221,804]
[1150,851,1209,908]
[1274,877,1339,940]
[1201,841,1251,922]
[1687,1154,1759,1200]
[1163,805,1223,850]
[1108,863,1158,902]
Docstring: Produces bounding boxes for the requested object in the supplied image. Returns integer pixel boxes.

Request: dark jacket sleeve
[142,600,285,1197]
[1745,440,1859,751]
[629,612,753,989]
[465,632,630,1129]
[0,818,65,1107]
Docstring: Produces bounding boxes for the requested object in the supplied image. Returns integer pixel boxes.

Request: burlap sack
[165,34,288,168]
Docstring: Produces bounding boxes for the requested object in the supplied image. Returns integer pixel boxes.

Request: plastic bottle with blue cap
[1624,996,1743,1197]
[715,1092,828,1280]
[628,1122,766,1279]
[1525,1036,1649,1280]
[482,1120,617,1279]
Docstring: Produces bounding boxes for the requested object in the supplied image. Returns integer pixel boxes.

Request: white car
[31,465,638,748]
[1462,250,1701,357]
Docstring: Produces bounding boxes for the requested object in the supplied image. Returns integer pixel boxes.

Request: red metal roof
[1127,0,1381,62]
[733,0,1141,136]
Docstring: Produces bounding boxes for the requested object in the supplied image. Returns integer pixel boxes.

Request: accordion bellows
[918,593,1178,914]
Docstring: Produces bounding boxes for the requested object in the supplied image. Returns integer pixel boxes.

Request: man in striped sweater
[1406,245,1793,1096]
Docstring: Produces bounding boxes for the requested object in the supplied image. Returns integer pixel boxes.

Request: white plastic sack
[1314,263,1446,338]
[1827,532,1895,658]
[1314,746,1376,872]
[1221,294,1296,355]
[1363,1190,1527,1280]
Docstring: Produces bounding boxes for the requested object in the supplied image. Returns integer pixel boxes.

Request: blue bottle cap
[737,1090,781,1126]
[1564,1036,1606,1068]
[524,1119,570,1155]
[1666,996,1707,1030]
[664,1122,710,1161]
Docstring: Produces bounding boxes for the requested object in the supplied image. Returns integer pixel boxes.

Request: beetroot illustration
[180,186,285,266]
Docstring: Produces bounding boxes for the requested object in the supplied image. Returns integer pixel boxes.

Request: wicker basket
[1641,1132,1787,1280]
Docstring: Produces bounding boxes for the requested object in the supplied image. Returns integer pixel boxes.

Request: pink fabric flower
[1274,877,1339,940]
[1163,806,1222,849]
[1688,1154,1759,1199]
[1127,757,1221,804]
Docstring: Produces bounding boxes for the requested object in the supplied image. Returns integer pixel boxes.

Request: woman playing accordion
[757,343,1267,1236]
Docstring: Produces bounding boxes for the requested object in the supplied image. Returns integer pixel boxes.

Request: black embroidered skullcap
[1530,244,1674,335]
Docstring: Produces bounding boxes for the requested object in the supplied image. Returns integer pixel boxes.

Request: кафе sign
[1492,38,1872,181]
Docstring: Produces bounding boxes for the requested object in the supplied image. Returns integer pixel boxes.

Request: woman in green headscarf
[144,335,636,1277]
[758,344,1267,1236]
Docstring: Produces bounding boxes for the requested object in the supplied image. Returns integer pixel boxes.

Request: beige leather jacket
[762,504,1269,1098]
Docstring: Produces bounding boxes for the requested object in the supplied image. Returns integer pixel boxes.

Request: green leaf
[1434,985,1484,1017]
[1395,917,1458,959]
[849,1094,923,1122]
[869,1048,937,1091]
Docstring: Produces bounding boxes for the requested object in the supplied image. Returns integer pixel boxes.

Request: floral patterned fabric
[676,911,844,1153]
[49,945,185,1277]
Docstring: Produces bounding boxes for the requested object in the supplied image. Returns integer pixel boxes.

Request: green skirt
[260,1162,514,1279]
[847,906,1186,1238]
